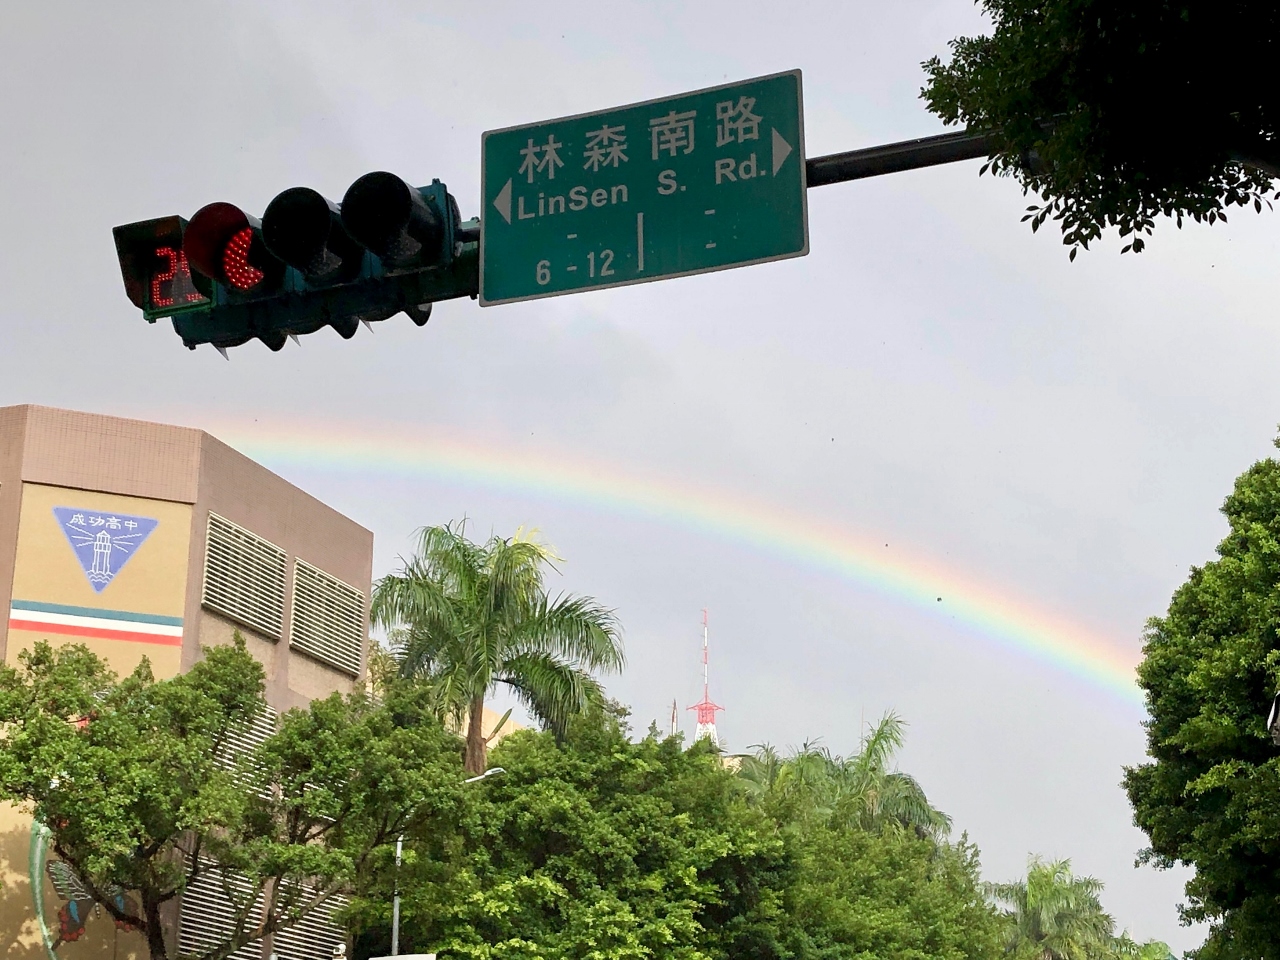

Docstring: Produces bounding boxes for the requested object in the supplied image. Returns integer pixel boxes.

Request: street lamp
[388,767,505,957]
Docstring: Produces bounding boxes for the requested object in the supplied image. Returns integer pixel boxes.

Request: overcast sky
[5,2,1280,950]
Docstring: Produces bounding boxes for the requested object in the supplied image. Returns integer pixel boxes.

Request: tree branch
[51,838,147,932]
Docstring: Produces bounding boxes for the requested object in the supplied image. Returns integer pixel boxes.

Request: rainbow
[204,416,1144,710]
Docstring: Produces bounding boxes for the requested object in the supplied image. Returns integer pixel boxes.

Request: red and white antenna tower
[687,609,724,744]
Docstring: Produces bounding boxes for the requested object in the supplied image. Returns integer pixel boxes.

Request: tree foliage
[353,706,789,960]
[371,522,625,774]
[0,636,467,960]
[987,856,1115,960]
[352,705,1004,960]
[922,2,1280,257]
[737,715,1000,960]
[986,857,1172,960]
[736,712,953,840]
[1124,444,1280,959]
[784,823,1000,960]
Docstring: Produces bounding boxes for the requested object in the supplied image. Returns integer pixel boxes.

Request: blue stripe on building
[9,599,184,627]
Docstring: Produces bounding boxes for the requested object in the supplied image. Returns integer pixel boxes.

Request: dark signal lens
[341,172,443,267]
[262,187,363,284]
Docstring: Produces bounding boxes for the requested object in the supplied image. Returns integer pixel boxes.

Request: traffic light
[113,174,478,354]
[186,202,287,295]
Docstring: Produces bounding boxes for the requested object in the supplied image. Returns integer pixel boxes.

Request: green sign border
[479,69,807,307]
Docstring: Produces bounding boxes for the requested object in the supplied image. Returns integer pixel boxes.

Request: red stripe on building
[7,619,183,647]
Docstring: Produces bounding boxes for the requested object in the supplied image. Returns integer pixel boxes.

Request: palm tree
[987,856,1116,960]
[371,523,624,773]
[737,712,952,840]
[735,742,786,805]
[830,712,952,838]
[1112,933,1174,960]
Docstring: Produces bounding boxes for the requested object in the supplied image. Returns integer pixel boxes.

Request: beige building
[0,405,373,960]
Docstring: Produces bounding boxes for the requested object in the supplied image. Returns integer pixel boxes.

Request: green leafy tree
[986,857,1116,960]
[371,523,625,774]
[735,713,999,959]
[351,705,790,960]
[737,712,952,839]
[352,700,1028,960]
[784,824,1002,960]
[922,2,1280,257]
[1123,443,1280,959]
[0,637,466,960]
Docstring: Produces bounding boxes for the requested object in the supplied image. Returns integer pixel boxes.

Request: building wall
[7,483,192,680]
[0,406,373,960]
[0,406,31,669]
[186,432,373,711]
[13,406,200,505]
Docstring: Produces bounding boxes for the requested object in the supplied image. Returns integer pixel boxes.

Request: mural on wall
[29,823,142,959]
[52,509,159,594]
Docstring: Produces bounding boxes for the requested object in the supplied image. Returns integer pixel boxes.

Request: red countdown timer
[150,246,208,309]
[113,216,212,320]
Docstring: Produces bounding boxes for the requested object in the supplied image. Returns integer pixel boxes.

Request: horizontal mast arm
[805,129,999,187]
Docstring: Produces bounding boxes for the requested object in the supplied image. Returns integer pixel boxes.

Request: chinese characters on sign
[650,110,697,159]
[518,135,566,183]
[481,70,806,305]
[53,507,160,593]
[715,96,762,146]
[583,124,628,172]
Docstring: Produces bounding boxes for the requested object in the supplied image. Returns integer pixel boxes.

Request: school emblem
[53,507,159,593]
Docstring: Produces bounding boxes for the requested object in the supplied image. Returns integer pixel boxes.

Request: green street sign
[479,70,807,306]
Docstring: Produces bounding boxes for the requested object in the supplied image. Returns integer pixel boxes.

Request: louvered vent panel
[270,894,348,960]
[203,514,286,640]
[218,704,277,762]
[178,864,264,960]
[290,560,365,677]
[215,704,277,796]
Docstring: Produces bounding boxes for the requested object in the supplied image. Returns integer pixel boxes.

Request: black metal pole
[805,129,998,188]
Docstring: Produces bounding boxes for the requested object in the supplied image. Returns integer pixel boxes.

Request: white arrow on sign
[493,178,513,225]
[771,128,793,176]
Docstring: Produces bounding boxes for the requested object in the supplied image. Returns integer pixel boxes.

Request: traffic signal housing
[113,174,478,353]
